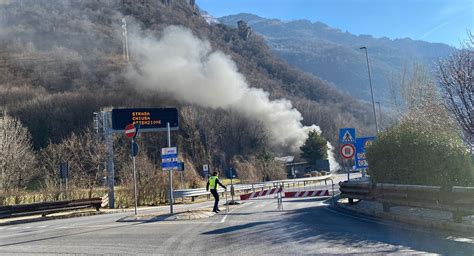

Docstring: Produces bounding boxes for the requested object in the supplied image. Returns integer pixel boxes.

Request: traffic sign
[339,128,356,144]
[124,124,136,138]
[161,162,179,169]
[131,141,139,157]
[162,147,177,155]
[355,137,375,169]
[112,108,179,132]
[177,162,184,171]
[340,144,355,159]
[162,147,178,170]
[203,164,209,176]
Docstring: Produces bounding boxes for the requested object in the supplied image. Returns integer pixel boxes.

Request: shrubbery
[367,123,473,187]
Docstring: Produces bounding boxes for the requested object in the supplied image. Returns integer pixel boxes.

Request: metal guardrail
[339,181,474,223]
[0,198,102,219]
[173,175,333,199]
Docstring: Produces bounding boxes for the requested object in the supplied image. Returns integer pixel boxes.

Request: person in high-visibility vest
[206,171,227,213]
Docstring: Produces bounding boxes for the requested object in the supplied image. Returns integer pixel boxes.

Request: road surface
[0,190,473,255]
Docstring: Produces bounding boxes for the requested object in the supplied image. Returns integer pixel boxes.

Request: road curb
[332,202,474,234]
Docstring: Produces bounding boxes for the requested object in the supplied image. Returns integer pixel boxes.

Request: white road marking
[221,202,252,223]
[38,225,48,228]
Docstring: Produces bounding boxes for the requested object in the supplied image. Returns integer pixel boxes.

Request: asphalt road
[1,188,473,255]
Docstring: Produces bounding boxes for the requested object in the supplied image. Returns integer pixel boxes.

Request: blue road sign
[177,162,184,171]
[355,137,375,169]
[161,147,178,170]
[131,141,139,157]
[161,162,179,169]
[339,128,356,144]
[161,154,177,159]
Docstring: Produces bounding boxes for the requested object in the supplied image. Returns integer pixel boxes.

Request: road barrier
[0,198,102,219]
[174,174,333,201]
[339,181,474,223]
[284,190,329,198]
[240,187,283,200]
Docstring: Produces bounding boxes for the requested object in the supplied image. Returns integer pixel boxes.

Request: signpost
[59,162,69,199]
[95,108,179,210]
[161,135,177,214]
[339,128,356,181]
[355,136,375,178]
[203,164,209,177]
[125,124,139,215]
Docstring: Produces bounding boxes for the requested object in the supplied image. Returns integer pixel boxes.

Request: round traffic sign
[340,144,355,159]
[131,141,139,157]
[124,124,136,138]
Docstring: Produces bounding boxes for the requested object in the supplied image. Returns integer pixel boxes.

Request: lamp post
[376,101,382,130]
[360,46,379,133]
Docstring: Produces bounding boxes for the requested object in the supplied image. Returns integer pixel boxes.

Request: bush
[367,123,473,187]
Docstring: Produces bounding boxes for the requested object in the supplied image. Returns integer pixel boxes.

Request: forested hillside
[0,0,374,205]
[219,13,455,102]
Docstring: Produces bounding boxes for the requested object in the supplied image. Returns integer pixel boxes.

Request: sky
[197,0,473,47]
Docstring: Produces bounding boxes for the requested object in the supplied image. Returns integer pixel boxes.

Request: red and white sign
[284,190,329,198]
[340,144,355,159]
[124,124,136,138]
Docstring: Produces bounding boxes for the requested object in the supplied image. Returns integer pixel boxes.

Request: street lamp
[360,46,379,133]
[376,101,382,130]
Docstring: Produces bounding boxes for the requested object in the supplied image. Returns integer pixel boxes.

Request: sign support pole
[346,160,350,181]
[132,138,138,216]
[104,112,115,209]
[167,122,174,215]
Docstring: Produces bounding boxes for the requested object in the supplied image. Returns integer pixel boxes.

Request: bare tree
[0,114,36,198]
[438,32,473,152]
[388,63,458,135]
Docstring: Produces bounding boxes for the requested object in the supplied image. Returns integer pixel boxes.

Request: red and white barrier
[284,190,329,198]
[240,187,283,200]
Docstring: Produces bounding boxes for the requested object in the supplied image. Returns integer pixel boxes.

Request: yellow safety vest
[209,176,218,190]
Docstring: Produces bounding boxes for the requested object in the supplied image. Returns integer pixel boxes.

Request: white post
[132,139,138,216]
[104,112,115,209]
[167,122,174,215]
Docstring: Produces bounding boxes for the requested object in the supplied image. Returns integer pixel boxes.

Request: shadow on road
[270,204,474,255]
[202,221,274,235]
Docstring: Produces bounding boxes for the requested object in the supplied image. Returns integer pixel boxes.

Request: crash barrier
[0,198,102,219]
[284,190,329,198]
[339,181,474,223]
[173,174,333,201]
[240,187,283,200]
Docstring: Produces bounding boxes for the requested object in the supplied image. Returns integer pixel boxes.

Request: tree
[0,113,36,196]
[300,130,328,164]
[437,32,473,153]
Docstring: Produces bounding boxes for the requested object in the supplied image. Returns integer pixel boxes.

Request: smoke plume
[126,26,337,167]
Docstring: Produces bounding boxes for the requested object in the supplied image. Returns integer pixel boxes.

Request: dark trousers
[210,189,219,212]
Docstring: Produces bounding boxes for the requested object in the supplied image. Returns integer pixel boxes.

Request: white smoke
[126,26,337,164]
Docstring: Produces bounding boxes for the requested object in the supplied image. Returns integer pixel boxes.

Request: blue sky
[197,0,473,47]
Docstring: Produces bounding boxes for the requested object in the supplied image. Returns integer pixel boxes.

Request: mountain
[0,0,375,175]
[218,13,456,102]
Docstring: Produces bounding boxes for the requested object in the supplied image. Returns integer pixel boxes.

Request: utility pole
[360,46,379,133]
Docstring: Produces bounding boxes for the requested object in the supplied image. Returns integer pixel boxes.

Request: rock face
[237,20,252,41]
